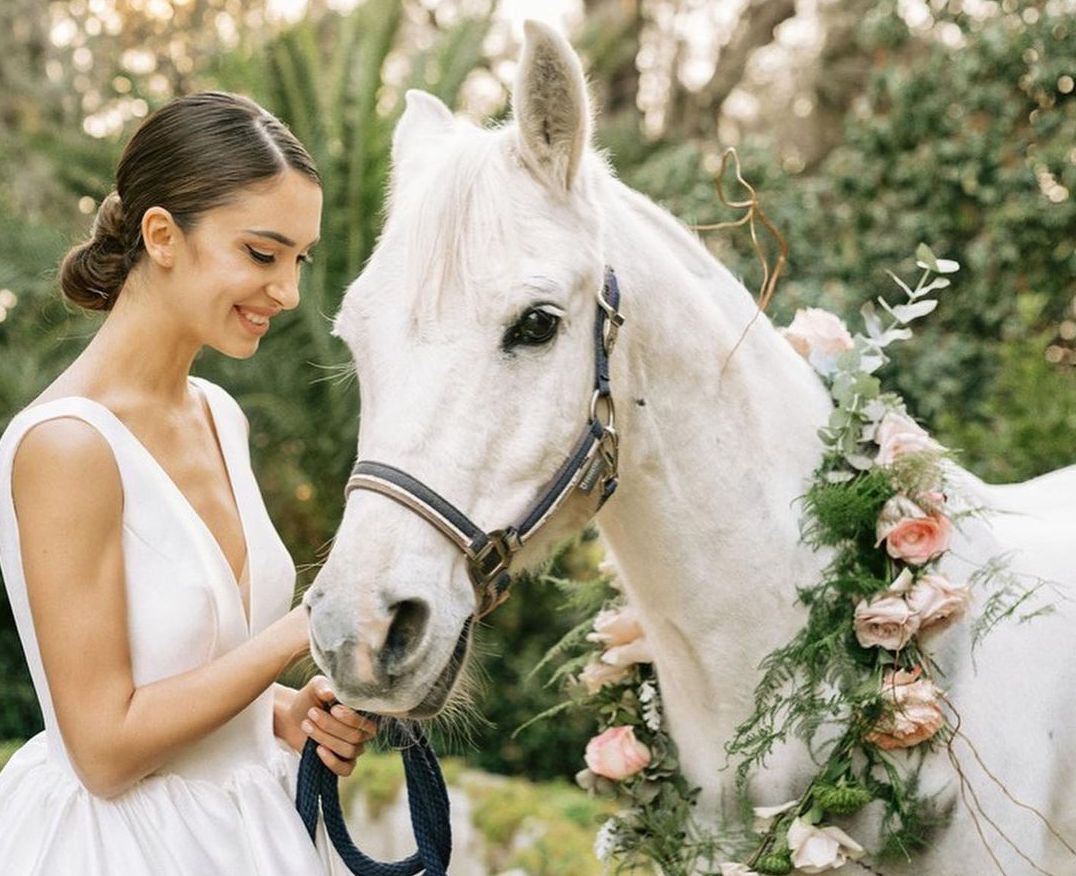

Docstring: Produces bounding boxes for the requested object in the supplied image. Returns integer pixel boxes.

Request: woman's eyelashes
[245,245,313,266]
[245,245,275,264]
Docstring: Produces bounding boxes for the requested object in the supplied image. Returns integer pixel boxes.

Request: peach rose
[587,605,644,647]
[602,637,654,669]
[878,512,952,565]
[854,593,919,650]
[875,411,942,465]
[907,573,971,634]
[787,817,865,873]
[584,726,651,780]
[783,308,855,357]
[865,668,946,750]
[579,657,631,694]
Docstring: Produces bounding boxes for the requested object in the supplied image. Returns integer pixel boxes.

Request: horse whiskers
[409,652,491,756]
[307,359,358,389]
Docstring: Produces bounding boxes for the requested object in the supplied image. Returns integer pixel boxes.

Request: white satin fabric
[0,377,341,875]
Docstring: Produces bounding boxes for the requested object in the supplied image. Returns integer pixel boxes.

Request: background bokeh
[1,0,1073,786]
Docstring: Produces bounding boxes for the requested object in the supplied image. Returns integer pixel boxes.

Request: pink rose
[579,657,631,694]
[854,594,919,650]
[907,573,971,634]
[875,411,943,465]
[584,726,651,780]
[587,605,644,647]
[865,668,946,750]
[782,308,855,357]
[878,512,952,565]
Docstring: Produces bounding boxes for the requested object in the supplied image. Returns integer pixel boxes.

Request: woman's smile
[235,304,275,336]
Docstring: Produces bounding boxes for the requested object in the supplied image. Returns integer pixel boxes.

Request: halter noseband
[344,266,624,617]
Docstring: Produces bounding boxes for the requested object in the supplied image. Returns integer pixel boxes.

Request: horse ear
[512,20,591,192]
[392,90,455,179]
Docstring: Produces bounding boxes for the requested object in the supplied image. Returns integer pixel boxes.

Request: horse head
[305,23,612,717]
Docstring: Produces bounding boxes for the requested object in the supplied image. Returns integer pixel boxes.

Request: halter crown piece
[296,266,625,875]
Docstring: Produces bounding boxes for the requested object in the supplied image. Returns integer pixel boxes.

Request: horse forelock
[378,122,605,326]
[384,125,517,321]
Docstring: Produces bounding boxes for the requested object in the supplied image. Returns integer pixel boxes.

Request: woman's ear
[141,206,179,269]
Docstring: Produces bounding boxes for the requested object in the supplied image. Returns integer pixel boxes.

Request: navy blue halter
[296,267,624,874]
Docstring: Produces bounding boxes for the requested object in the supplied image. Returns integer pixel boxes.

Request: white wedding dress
[0,377,342,875]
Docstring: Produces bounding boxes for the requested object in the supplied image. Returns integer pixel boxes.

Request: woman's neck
[55,275,201,409]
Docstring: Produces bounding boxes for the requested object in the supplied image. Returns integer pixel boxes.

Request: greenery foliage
[621,2,1076,484]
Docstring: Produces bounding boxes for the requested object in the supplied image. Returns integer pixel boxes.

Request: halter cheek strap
[344,266,623,617]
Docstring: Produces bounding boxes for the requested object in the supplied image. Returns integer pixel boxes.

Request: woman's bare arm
[12,417,309,798]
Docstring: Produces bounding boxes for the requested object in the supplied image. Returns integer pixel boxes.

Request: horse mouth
[401,616,473,719]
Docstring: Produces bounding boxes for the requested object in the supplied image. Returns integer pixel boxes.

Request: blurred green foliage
[340,749,615,875]
[621,3,1075,481]
[1,2,1073,784]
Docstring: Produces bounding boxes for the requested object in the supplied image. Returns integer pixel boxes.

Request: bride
[0,91,372,874]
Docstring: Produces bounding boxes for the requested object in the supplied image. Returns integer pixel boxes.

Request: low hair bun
[60,192,136,312]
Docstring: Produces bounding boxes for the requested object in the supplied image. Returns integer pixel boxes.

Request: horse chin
[402,616,473,719]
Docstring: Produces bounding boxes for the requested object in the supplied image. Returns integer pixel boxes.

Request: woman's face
[170,169,323,359]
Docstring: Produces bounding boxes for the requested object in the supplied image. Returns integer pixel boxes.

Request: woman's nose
[268,276,300,311]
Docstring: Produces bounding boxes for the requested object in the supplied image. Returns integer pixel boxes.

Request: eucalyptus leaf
[891,299,938,322]
[826,470,856,484]
[915,243,939,270]
[881,326,913,345]
[919,277,951,294]
[860,352,886,375]
[853,373,882,399]
[860,300,884,339]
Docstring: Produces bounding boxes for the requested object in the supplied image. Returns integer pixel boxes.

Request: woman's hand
[274,677,377,777]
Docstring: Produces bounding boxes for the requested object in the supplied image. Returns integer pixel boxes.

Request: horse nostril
[382,599,430,674]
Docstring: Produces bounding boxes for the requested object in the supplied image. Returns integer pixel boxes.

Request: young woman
[0,92,372,874]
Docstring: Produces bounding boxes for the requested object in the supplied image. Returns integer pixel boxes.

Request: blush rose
[782,308,855,357]
[854,593,920,650]
[865,668,946,750]
[907,573,971,634]
[874,411,942,465]
[584,726,651,780]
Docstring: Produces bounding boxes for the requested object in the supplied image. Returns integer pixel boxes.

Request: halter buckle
[597,284,624,355]
[470,529,515,586]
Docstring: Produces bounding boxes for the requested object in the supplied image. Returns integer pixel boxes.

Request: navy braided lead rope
[296,718,452,875]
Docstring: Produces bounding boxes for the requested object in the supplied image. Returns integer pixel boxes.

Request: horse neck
[594,176,832,797]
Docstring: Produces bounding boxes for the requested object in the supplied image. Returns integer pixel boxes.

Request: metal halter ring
[589,389,616,432]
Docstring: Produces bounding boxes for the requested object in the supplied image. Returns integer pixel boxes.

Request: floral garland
[549,246,1049,875]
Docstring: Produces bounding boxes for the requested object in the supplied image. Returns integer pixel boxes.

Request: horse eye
[505,308,561,348]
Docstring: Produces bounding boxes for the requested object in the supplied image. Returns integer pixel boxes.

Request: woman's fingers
[303,706,377,754]
[316,743,358,777]
[301,714,362,760]
[328,704,378,739]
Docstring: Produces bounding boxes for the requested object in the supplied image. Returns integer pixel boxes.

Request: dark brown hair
[60,91,320,311]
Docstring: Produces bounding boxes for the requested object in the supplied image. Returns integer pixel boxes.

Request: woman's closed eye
[246,245,276,265]
[246,245,313,266]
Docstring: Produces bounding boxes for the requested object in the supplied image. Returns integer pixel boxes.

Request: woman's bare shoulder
[11,415,122,517]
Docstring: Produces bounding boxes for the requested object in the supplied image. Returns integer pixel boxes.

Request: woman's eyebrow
[243,228,321,249]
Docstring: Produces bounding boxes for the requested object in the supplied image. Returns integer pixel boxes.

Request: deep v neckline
[41,379,255,631]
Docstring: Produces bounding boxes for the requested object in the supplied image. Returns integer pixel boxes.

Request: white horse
[306,22,1076,875]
